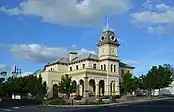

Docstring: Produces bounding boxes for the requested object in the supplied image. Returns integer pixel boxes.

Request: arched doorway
[89,79,95,96]
[72,80,77,93]
[99,80,105,96]
[79,79,84,96]
[53,84,58,98]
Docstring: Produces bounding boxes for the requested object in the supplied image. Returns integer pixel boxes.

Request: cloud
[1,44,97,63]
[131,1,174,35]
[78,48,97,55]
[9,44,69,63]
[0,0,131,26]
[21,72,33,76]
[148,25,165,34]
[0,64,8,71]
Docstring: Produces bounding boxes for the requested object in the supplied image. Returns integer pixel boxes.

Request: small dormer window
[110,36,116,41]
[100,36,105,41]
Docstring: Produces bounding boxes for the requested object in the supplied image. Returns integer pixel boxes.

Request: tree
[142,64,173,96]
[120,73,135,95]
[58,74,77,98]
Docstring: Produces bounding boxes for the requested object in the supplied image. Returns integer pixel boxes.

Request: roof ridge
[58,57,64,62]
[88,53,92,59]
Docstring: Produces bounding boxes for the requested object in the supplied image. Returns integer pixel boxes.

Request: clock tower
[97,26,120,96]
[97,29,120,61]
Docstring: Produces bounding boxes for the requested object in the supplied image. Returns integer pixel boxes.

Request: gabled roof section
[119,62,135,69]
[71,53,98,63]
[46,57,69,66]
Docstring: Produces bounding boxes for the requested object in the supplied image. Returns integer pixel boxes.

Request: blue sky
[0,0,174,76]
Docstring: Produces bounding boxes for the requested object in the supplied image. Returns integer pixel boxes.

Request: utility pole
[12,65,22,78]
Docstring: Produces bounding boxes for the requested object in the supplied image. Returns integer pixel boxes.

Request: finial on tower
[106,16,109,29]
[102,16,114,32]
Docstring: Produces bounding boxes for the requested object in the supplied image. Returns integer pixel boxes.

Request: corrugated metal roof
[71,52,98,62]
[46,52,134,69]
[119,62,135,69]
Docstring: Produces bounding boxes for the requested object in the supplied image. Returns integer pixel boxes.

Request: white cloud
[78,48,97,55]
[0,0,131,26]
[1,44,97,63]
[148,25,165,34]
[0,64,8,71]
[132,1,174,35]
[9,44,69,63]
[21,72,33,76]
[155,3,171,11]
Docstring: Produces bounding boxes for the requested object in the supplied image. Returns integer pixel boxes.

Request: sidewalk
[45,97,173,108]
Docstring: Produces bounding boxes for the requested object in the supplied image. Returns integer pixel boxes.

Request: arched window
[50,68,53,71]
[93,64,96,69]
[101,65,103,70]
[104,64,106,71]
[76,65,79,70]
[114,65,116,72]
[111,64,113,72]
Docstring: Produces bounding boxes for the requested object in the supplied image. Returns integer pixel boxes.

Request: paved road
[0,98,174,112]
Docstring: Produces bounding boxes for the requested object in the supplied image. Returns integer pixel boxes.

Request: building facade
[40,29,135,98]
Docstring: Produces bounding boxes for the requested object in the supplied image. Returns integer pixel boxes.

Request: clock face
[111,48,115,54]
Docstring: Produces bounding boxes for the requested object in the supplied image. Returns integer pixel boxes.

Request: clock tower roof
[97,30,120,47]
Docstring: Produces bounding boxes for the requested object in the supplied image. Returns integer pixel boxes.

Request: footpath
[45,97,173,108]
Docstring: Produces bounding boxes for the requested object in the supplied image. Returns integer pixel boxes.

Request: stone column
[112,83,114,95]
[115,85,120,95]
[83,77,89,98]
[95,84,99,97]
[113,83,116,95]
[104,84,110,96]
[79,84,83,96]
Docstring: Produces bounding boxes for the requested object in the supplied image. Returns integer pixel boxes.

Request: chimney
[69,51,77,61]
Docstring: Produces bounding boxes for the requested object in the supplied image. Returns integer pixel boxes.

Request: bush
[43,99,69,105]
[102,96,110,99]
[74,95,83,100]
[114,95,121,99]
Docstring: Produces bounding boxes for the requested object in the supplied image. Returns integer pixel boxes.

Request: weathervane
[102,16,114,32]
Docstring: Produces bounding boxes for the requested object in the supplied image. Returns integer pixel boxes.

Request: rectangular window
[76,65,78,70]
[127,70,130,73]
[121,70,124,75]
[93,64,96,69]
[111,64,113,72]
[83,64,85,69]
[101,65,103,70]
[104,64,106,70]
[70,67,72,71]
[114,65,116,72]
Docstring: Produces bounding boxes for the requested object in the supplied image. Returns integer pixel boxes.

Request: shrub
[50,99,69,105]
[74,95,82,100]
[43,99,69,105]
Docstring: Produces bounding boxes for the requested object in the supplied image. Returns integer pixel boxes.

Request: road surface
[0,98,174,112]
